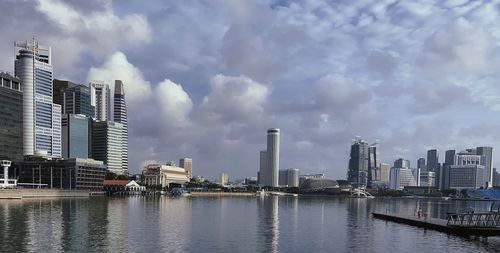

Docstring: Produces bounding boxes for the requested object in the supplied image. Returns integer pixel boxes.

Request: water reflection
[257,196,279,253]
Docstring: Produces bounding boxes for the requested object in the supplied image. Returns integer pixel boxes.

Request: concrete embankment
[190,192,255,197]
[0,189,103,199]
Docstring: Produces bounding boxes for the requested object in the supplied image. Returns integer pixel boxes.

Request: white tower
[90,81,111,121]
[267,128,280,187]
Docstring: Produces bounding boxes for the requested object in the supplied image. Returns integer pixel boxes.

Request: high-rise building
[53,79,77,106]
[348,139,369,187]
[368,145,379,187]
[0,72,23,162]
[179,158,192,179]
[417,158,426,170]
[476,147,493,188]
[379,163,390,182]
[426,149,439,172]
[15,40,61,157]
[220,172,229,185]
[113,80,128,173]
[279,169,299,187]
[445,150,456,165]
[389,167,418,190]
[91,121,124,175]
[446,165,484,190]
[53,81,95,118]
[90,81,110,121]
[62,114,91,159]
[393,158,410,169]
[259,129,280,187]
[419,171,436,187]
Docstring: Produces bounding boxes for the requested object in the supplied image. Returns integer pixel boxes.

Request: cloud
[87,51,152,109]
[156,79,193,128]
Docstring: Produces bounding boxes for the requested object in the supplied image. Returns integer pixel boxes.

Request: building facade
[0,73,23,162]
[220,172,229,185]
[347,139,370,187]
[417,158,426,171]
[113,80,128,173]
[15,40,61,157]
[259,129,280,187]
[91,121,125,175]
[19,156,106,190]
[389,167,418,190]
[394,158,410,169]
[62,114,91,159]
[142,164,189,188]
[426,149,439,172]
[446,165,484,190]
[476,147,493,188]
[179,158,192,179]
[90,81,110,121]
[279,169,299,187]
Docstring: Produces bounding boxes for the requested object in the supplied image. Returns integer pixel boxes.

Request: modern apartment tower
[179,158,192,179]
[348,138,370,187]
[113,80,128,173]
[259,129,280,187]
[90,81,110,121]
[92,121,124,175]
[0,72,23,162]
[14,39,61,157]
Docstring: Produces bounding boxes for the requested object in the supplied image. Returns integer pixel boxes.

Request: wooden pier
[373,212,500,237]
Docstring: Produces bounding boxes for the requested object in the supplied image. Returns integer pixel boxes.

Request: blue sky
[2,0,500,180]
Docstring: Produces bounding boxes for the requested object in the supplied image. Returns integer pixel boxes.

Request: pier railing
[447,212,500,228]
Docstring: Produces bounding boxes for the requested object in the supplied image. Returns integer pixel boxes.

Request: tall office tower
[53,79,77,106]
[259,150,268,185]
[0,73,23,162]
[179,158,193,179]
[445,150,456,165]
[62,114,91,159]
[59,83,94,117]
[92,121,124,175]
[266,128,280,187]
[368,145,379,188]
[476,147,493,188]
[15,40,61,157]
[90,81,110,121]
[113,80,128,173]
[426,149,439,172]
[393,158,410,168]
[439,150,456,190]
[417,158,426,170]
[347,138,370,188]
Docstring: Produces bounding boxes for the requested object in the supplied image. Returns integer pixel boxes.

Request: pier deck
[373,212,500,237]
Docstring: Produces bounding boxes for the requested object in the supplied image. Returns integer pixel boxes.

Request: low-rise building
[143,164,189,188]
[447,165,484,190]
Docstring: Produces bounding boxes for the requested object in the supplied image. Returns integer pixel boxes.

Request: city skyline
[3,1,500,179]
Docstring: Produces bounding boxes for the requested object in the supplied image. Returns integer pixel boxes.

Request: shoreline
[0,189,103,199]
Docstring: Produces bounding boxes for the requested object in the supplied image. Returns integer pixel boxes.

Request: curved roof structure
[300,178,339,192]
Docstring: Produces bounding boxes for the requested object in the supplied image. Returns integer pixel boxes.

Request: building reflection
[257,196,280,253]
[0,200,28,252]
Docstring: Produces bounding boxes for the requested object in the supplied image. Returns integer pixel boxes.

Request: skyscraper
[90,81,110,121]
[113,80,128,173]
[62,114,91,159]
[476,147,493,188]
[259,129,280,187]
[15,39,61,157]
[368,145,379,187]
[417,158,426,170]
[426,149,439,172]
[393,158,410,168]
[91,121,124,175]
[179,158,192,179]
[59,82,94,117]
[348,139,369,187]
[0,72,23,162]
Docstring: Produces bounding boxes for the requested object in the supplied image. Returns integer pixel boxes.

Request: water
[0,196,499,252]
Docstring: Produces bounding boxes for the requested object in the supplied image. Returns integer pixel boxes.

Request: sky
[2,0,500,180]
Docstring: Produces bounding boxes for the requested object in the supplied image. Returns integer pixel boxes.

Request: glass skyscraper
[15,39,61,157]
[113,80,128,174]
[62,114,91,159]
[0,72,23,162]
[53,79,95,118]
[92,121,124,175]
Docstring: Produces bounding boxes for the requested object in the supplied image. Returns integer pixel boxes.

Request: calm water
[0,196,499,253]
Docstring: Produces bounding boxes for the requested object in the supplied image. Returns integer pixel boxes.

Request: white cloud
[156,79,193,128]
[87,51,152,109]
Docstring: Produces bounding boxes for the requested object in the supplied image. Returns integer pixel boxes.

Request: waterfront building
[18,156,106,190]
[299,173,325,186]
[142,164,189,188]
[368,145,379,187]
[379,163,390,182]
[53,80,94,117]
[347,138,370,188]
[179,158,192,179]
[220,172,229,185]
[300,178,340,194]
[446,165,484,190]
[419,171,436,187]
[279,169,299,187]
[113,80,128,173]
[389,167,418,190]
[476,147,493,188]
[15,40,61,157]
[91,121,125,175]
[0,72,23,162]
[61,114,91,159]
[90,81,110,121]
[53,79,76,106]
[259,128,280,187]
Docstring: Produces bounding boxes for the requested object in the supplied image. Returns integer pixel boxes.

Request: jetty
[373,212,500,237]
